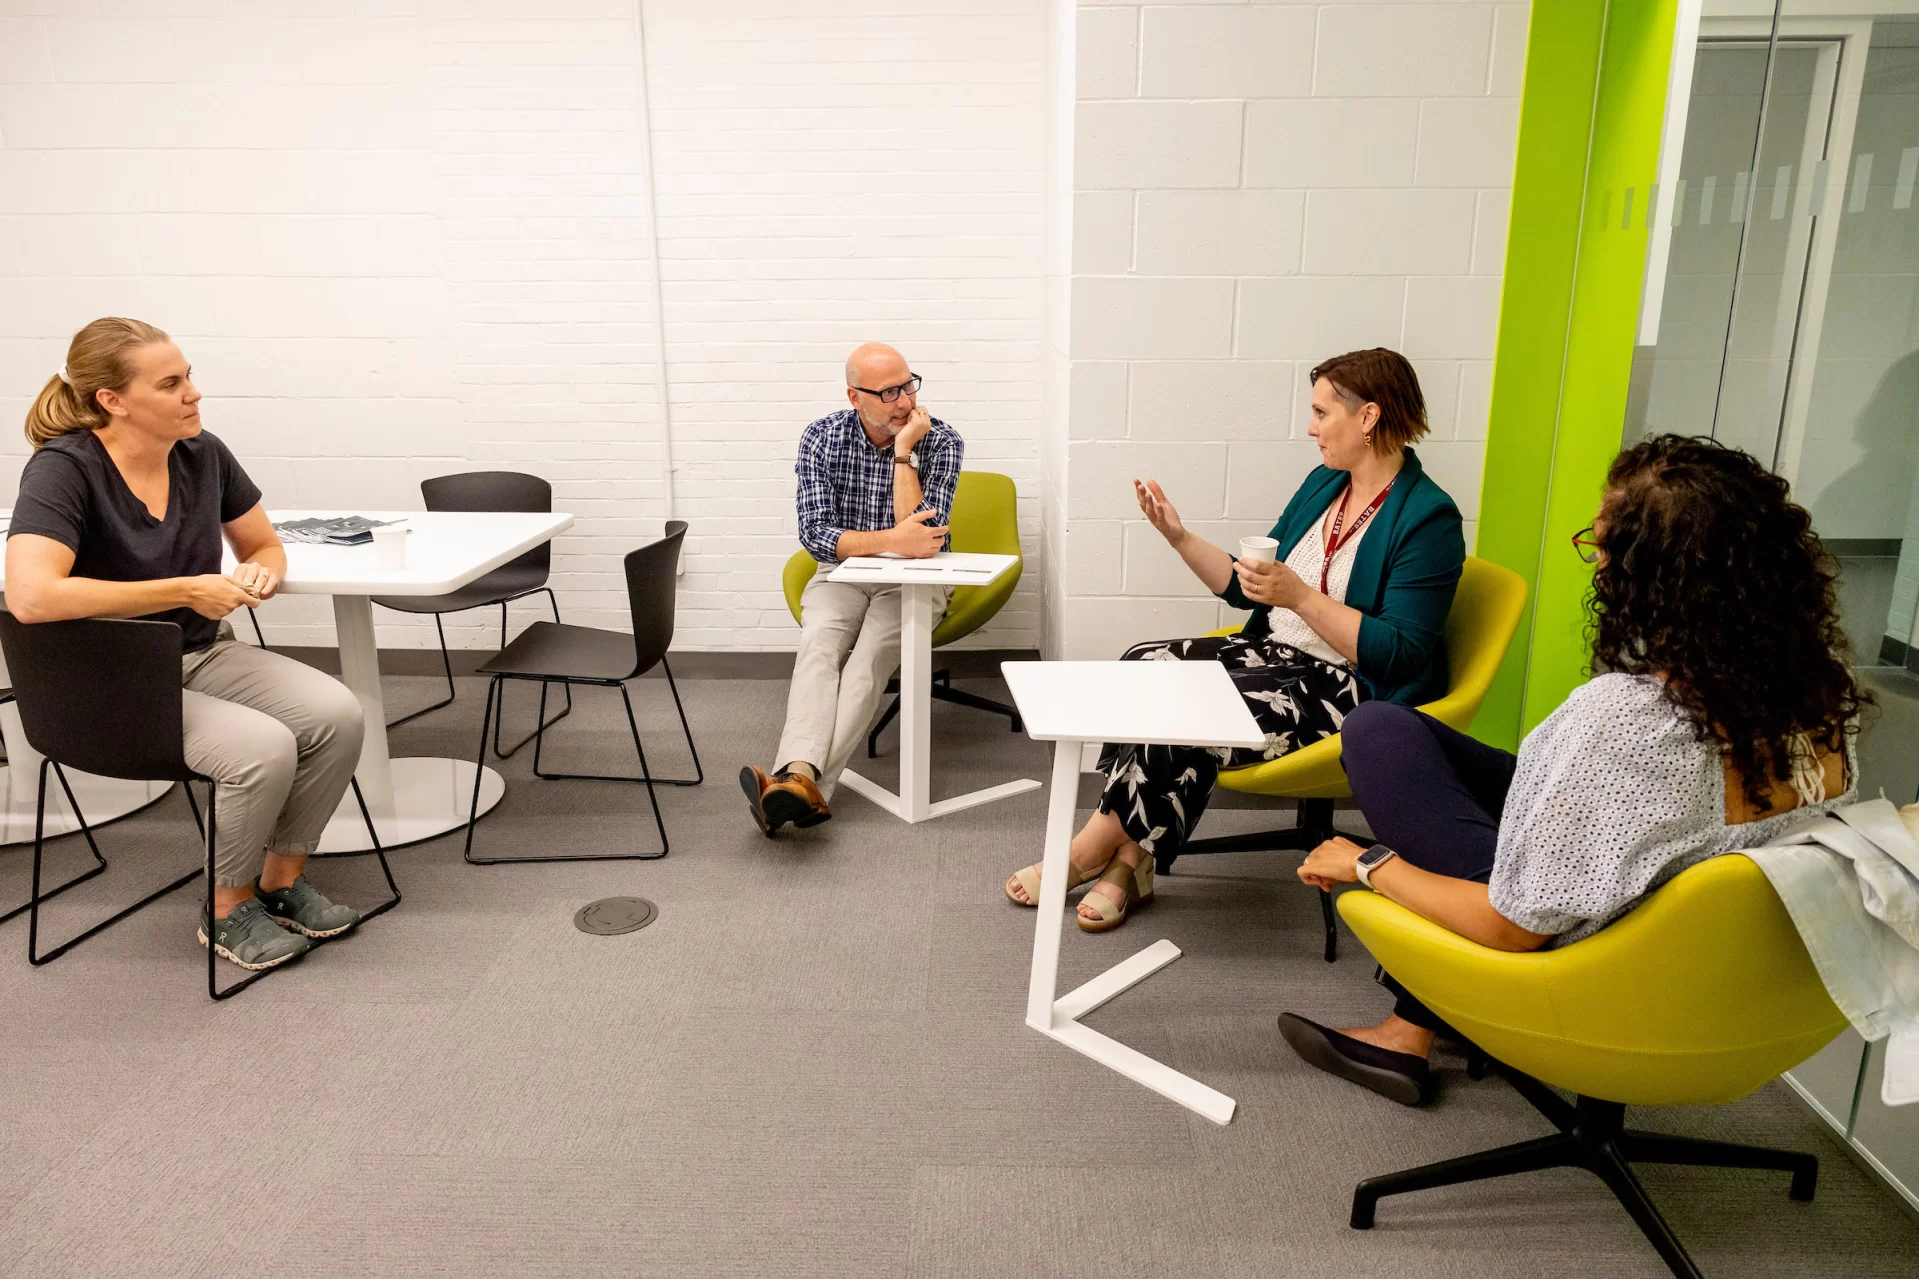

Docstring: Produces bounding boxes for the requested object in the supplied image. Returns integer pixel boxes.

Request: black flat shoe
[1277,1012,1432,1106]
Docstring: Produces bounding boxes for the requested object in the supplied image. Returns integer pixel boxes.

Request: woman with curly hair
[1276,434,1865,1105]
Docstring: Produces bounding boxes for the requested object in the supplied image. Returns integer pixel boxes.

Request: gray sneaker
[254,875,361,939]
[199,898,310,971]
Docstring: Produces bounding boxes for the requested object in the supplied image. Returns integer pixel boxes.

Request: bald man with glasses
[740,342,964,836]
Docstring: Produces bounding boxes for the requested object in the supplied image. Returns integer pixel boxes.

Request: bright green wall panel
[1476,0,1678,747]
[1474,0,1610,751]
[1523,0,1680,732]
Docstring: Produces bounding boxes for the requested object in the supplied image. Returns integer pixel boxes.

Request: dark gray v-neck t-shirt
[8,429,263,652]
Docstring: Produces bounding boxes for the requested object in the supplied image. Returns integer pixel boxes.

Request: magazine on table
[271,516,403,546]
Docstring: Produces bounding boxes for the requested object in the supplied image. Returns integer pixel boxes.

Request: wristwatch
[894,449,918,469]
[1355,843,1399,889]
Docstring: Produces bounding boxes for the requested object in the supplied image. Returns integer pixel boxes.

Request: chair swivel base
[1352,1067,1818,1279]
[866,669,1024,759]
[1162,795,1351,963]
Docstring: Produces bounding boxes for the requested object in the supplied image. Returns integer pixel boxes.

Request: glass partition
[1631,0,1919,1220]
[1630,2,1919,806]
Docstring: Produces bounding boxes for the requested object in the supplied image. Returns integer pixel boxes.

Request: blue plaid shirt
[794,408,964,563]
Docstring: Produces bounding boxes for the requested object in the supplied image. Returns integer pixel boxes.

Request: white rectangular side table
[1001,659,1265,1125]
[823,552,1040,823]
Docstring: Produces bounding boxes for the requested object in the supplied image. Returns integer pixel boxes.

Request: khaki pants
[775,573,950,799]
[181,631,366,886]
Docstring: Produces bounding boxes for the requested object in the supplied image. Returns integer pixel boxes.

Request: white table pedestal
[318,595,504,853]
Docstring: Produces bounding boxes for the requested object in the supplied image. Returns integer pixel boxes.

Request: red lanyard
[1319,479,1394,594]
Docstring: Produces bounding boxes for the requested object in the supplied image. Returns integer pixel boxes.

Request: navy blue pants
[1340,700,1519,1031]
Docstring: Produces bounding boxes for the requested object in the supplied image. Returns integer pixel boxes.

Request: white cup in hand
[372,525,408,570]
[1238,536,1279,566]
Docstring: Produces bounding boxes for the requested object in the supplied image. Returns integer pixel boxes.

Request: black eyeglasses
[851,374,922,404]
[1572,526,1601,564]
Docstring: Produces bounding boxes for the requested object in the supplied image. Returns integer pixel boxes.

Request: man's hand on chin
[894,406,931,453]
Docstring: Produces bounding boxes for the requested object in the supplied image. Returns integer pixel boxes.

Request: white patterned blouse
[1488,672,1854,944]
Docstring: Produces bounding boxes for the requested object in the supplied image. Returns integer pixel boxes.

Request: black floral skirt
[1096,634,1363,860]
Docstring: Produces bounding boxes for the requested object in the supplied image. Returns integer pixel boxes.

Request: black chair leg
[466,676,670,864]
[1617,1132,1819,1201]
[930,681,1023,731]
[867,693,904,759]
[387,614,458,730]
[1352,1132,1579,1227]
[660,658,704,785]
[529,680,700,787]
[0,763,109,927]
[493,590,573,759]
[1163,796,1344,961]
[1587,1143,1705,1279]
[31,762,197,966]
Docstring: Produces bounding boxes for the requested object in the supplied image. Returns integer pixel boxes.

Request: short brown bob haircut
[1309,348,1429,454]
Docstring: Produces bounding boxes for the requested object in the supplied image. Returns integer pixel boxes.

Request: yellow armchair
[1337,855,1846,1275]
[782,471,1025,755]
[1169,556,1529,963]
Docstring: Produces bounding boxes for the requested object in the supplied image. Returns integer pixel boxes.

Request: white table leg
[317,593,503,853]
[1025,739,1084,1028]
[899,583,933,822]
[838,582,1041,824]
[0,651,171,847]
[333,596,393,808]
[1023,738,1236,1126]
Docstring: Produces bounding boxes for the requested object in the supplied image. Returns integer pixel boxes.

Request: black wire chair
[464,522,700,864]
[0,612,398,1000]
[373,471,569,752]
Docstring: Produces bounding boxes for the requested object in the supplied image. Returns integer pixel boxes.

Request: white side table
[823,552,1040,823]
[1001,659,1266,1126]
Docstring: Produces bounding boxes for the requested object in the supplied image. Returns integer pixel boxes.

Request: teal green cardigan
[1219,448,1465,706]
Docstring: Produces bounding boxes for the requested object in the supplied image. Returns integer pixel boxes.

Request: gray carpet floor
[1,671,1916,1278]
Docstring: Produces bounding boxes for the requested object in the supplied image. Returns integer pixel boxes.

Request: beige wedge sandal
[1005,856,1110,907]
[1076,855,1153,933]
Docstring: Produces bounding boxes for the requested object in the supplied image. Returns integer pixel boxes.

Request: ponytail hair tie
[57,366,72,387]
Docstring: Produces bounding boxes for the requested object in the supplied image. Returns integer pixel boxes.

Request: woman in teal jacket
[1006,349,1465,932]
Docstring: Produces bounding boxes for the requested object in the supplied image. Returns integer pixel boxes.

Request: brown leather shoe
[738,766,831,836]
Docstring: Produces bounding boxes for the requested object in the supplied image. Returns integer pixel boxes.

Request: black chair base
[1352,1066,1819,1279]
[463,660,702,865]
[24,763,397,1000]
[384,588,572,746]
[0,763,107,927]
[1159,796,1347,962]
[865,669,1023,759]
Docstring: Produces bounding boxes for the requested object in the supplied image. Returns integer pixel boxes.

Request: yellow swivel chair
[1338,855,1847,1279]
[1168,556,1529,962]
[783,471,1025,755]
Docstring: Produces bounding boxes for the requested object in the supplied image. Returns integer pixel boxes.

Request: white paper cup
[1238,535,1279,565]
[372,525,408,570]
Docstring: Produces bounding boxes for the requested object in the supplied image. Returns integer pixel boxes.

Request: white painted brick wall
[1061,1,1523,659]
[0,0,1044,653]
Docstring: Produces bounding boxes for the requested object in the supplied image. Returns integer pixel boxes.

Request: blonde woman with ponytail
[9,318,370,973]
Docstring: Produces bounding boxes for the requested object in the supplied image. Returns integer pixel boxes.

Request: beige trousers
[775,573,950,799]
[181,631,366,886]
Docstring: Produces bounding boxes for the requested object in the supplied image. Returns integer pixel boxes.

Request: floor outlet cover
[574,897,658,936]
